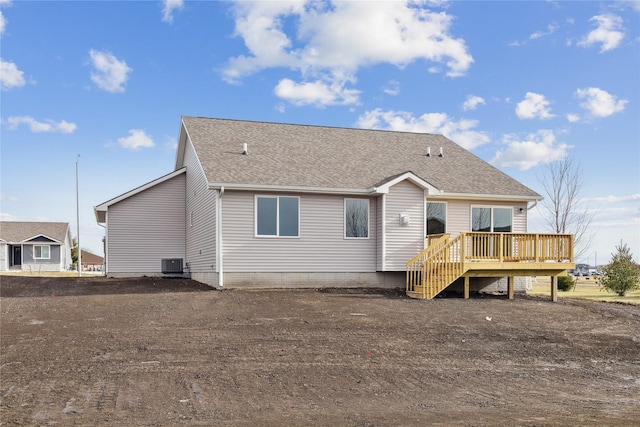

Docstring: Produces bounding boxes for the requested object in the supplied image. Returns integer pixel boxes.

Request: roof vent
[439,147,444,157]
[242,143,248,155]
[426,147,431,157]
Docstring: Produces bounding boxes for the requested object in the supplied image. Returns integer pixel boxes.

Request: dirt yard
[1,275,639,426]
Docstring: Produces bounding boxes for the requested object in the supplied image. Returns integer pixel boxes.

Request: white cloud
[566,113,580,123]
[161,0,183,24]
[382,80,400,96]
[274,78,360,106]
[223,1,473,106]
[117,129,154,150]
[578,14,625,52]
[490,130,570,170]
[530,22,559,40]
[591,206,640,228]
[462,95,485,111]
[0,11,6,35]
[0,0,10,36]
[515,92,554,120]
[0,212,18,221]
[0,58,25,90]
[89,49,132,93]
[618,1,640,12]
[583,194,640,204]
[576,87,627,118]
[0,193,17,202]
[6,116,77,133]
[356,109,490,150]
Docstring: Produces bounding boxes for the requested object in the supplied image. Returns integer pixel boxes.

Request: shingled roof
[0,221,70,243]
[180,116,540,199]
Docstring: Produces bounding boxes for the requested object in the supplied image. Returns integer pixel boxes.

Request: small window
[471,206,512,232]
[256,196,299,237]
[345,198,369,238]
[426,202,446,235]
[34,245,50,259]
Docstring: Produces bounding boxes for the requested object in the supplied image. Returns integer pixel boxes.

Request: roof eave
[208,182,374,195]
[428,192,542,202]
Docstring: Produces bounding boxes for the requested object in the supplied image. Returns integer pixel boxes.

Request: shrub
[599,243,640,296]
[557,275,575,292]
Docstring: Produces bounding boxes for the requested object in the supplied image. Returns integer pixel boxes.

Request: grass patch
[528,277,640,304]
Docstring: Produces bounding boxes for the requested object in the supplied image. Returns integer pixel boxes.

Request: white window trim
[34,245,51,259]
[344,198,370,240]
[426,200,447,235]
[254,195,301,238]
[470,205,513,232]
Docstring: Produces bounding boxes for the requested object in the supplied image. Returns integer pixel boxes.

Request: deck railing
[407,232,574,298]
[461,232,574,262]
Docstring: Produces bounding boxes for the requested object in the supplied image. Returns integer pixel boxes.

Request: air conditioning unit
[161,258,183,274]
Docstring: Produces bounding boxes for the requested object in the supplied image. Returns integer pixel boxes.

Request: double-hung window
[34,245,50,259]
[345,198,369,239]
[426,202,446,235]
[256,196,299,237]
[471,206,512,232]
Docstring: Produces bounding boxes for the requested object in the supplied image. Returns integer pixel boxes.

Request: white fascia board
[174,119,188,170]
[372,172,440,195]
[208,182,373,195]
[427,192,542,202]
[94,168,187,221]
[21,234,63,244]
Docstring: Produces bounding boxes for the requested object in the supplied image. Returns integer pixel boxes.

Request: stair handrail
[422,233,465,299]
[406,234,450,296]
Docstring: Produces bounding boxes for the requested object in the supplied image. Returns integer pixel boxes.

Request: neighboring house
[0,221,73,272]
[95,117,574,298]
[80,250,104,272]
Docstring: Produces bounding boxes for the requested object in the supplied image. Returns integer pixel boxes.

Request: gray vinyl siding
[376,194,384,271]
[0,244,6,271]
[106,173,186,273]
[433,199,528,236]
[22,244,61,265]
[183,138,217,273]
[222,191,376,272]
[383,180,425,271]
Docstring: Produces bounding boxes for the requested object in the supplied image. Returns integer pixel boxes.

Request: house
[0,221,73,272]
[94,117,574,299]
[80,250,104,272]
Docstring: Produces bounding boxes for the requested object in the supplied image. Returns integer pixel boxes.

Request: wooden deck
[406,232,575,300]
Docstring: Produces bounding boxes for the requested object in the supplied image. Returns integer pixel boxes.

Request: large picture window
[34,245,50,259]
[426,202,446,235]
[345,198,369,238]
[256,196,299,237]
[471,206,512,232]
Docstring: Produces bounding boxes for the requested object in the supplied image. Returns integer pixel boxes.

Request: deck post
[551,276,558,302]
[507,276,514,300]
[464,276,469,299]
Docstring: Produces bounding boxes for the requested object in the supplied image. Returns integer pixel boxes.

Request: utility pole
[76,154,82,277]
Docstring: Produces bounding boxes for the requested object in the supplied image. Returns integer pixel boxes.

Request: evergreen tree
[599,243,640,296]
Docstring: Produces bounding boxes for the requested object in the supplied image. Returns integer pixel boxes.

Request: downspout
[527,200,538,211]
[217,186,224,287]
[381,194,386,270]
[98,222,106,276]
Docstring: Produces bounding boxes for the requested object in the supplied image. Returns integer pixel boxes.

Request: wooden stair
[406,234,466,300]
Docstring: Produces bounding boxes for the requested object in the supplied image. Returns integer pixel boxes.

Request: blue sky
[1,0,638,265]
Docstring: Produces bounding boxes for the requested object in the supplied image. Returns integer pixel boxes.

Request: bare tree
[539,156,595,260]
